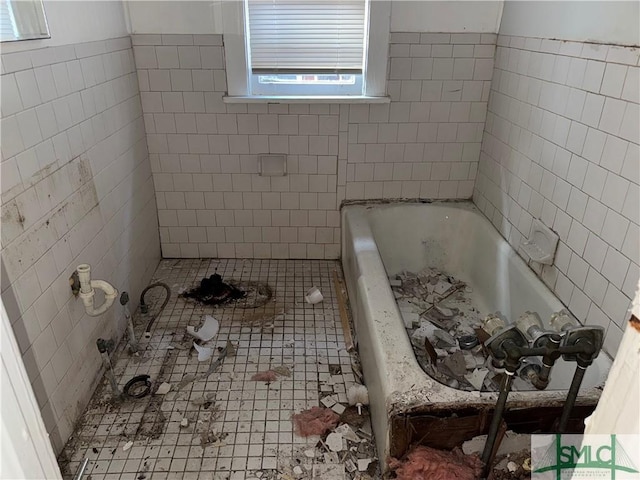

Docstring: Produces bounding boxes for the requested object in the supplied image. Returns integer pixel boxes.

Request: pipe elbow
[91,279,118,298]
[78,280,118,317]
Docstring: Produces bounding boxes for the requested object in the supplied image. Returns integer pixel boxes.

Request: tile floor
[58,259,377,480]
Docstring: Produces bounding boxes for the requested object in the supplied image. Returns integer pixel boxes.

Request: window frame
[222,0,390,102]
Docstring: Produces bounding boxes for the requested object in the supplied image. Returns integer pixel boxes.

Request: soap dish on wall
[259,155,287,176]
[521,219,559,265]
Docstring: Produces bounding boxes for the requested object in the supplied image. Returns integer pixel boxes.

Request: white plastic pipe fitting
[76,264,118,317]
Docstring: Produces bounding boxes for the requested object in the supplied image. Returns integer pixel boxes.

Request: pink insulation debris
[389,445,483,480]
[251,371,278,382]
[292,407,340,437]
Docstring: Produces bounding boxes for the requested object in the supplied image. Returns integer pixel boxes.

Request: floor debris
[358,459,373,471]
[326,432,345,451]
[122,441,133,451]
[186,314,219,341]
[292,407,340,437]
[57,259,381,480]
[331,403,347,415]
[174,373,196,391]
[193,342,214,361]
[389,445,483,480]
[305,286,324,304]
[312,463,346,480]
[346,384,369,415]
[154,382,171,395]
[251,370,278,382]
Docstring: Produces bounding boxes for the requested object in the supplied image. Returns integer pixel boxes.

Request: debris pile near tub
[273,370,379,480]
[391,268,521,392]
[462,430,532,480]
[389,445,483,480]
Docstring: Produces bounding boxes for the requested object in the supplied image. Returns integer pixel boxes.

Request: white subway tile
[602,247,631,289]
[601,208,630,250]
[601,284,630,328]
[600,63,627,98]
[601,173,630,211]
[598,97,626,134]
[621,66,639,103]
[619,102,639,144]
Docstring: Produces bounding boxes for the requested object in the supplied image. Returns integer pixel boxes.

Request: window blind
[0,0,16,41]
[0,0,49,42]
[246,0,367,73]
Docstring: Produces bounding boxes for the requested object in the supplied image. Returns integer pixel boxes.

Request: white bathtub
[341,201,612,466]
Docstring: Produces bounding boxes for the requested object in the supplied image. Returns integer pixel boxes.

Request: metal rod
[73,457,89,480]
[481,370,516,470]
[126,313,137,353]
[558,364,587,433]
[100,350,121,397]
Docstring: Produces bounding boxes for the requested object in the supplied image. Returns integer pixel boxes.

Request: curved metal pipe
[139,282,171,334]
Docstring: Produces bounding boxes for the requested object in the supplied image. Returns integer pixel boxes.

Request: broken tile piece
[401,310,420,329]
[155,382,171,395]
[464,368,489,390]
[357,458,372,471]
[331,403,346,415]
[345,459,357,472]
[321,395,337,408]
[193,342,213,361]
[122,441,133,451]
[334,424,360,443]
[434,280,453,295]
[434,329,457,347]
[324,452,340,463]
[442,350,467,377]
[326,432,344,452]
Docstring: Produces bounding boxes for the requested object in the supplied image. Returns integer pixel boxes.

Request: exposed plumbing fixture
[550,309,578,332]
[139,282,171,337]
[72,264,118,316]
[120,292,137,353]
[96,338,121,398]
[480,325,528,472]
[557,326,604,432]
[480,323,604,475]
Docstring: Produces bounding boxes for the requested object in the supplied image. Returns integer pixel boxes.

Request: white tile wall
[474,35,639,356]
[133,32,496,259]
[0,37,161,453]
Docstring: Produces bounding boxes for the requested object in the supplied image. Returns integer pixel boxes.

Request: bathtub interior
[355,202,610,392]
[366,203,559,322]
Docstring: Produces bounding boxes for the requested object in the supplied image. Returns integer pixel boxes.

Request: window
[0,0,49,43]
[223,0,390,101]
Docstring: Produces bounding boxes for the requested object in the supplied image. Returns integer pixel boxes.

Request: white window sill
[223,95,390,104]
